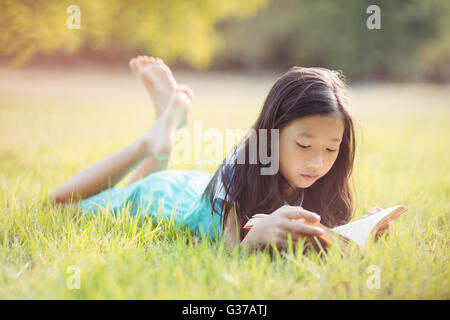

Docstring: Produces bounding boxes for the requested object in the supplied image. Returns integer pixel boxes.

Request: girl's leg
[126,56,193,185]
[50,85,193,204]
[126,155,174,186]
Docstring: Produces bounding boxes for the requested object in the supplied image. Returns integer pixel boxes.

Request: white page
[331,205,401,247]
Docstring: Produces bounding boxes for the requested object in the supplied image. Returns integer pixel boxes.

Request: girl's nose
[307,153,323,169]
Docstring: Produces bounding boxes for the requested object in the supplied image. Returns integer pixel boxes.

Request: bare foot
[140,86,193,159]
[129,56,176,118]
[129,56,194,128]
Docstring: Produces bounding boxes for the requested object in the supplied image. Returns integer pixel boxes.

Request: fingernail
[316,227,324,234]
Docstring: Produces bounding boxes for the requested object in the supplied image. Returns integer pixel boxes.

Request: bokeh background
[0,0,448,299]
[1,0,449,80]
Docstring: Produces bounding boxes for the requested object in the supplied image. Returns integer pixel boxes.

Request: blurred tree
[1,0,449,81]
[0,0,267,68]
[415,0,450,82]
[214,0,450,81]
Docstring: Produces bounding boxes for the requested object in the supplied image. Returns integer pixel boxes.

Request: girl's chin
[297,175,317,188]
[284,173,318,189]
[298,182,313,188]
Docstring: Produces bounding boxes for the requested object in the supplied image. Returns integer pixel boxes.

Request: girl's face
[278,113,345,190]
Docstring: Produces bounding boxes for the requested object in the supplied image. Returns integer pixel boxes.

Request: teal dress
[79,148,305,241]
[79,169,223,240]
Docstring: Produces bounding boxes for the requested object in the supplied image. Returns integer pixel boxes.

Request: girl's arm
[125,156,169,186]
[224,205,324,253]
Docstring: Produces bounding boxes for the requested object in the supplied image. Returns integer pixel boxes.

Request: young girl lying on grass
[50,56,388,252]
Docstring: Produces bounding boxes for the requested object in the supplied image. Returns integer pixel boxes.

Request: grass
[0,67,449,299]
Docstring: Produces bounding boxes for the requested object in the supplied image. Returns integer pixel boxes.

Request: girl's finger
[252,213,270,219]
[279,219,324,237]
[364,206,384,218]
[280,206,321,222]
[363,211,375,218]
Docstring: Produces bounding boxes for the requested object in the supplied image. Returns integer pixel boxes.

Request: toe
[129,59,139,72]
[137,57,148,68]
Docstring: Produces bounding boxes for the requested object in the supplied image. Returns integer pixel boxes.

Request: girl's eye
[297,142,337,153]
[296,143,310,149]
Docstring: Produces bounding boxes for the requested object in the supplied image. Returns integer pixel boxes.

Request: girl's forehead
[283,114,345,138]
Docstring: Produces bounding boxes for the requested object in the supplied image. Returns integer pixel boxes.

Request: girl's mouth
[301,174,319,180]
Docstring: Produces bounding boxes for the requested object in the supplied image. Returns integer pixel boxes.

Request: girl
[50,56,386,252]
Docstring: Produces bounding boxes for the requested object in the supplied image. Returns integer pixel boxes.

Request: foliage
[0,0,267,68]
[215,0,450,81]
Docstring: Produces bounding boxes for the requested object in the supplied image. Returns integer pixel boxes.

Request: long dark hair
[200,66,358,242]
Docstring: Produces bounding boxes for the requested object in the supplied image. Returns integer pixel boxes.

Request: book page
[331,205,406,247]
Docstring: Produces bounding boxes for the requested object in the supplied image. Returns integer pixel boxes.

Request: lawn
[0,66,448,299]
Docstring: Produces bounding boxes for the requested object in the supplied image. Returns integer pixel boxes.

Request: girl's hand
[362,206,391,239]
[362,206,383,219]
[241,205,324,250]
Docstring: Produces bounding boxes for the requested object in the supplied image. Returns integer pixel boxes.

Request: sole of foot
[129,56,194,129]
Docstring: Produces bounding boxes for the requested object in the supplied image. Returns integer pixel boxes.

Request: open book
[243,205,409,253]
